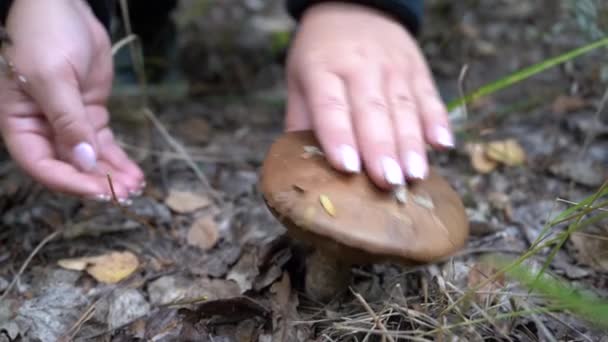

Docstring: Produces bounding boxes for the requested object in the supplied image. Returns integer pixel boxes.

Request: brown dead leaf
[467,262,504,307]
[270,272,308,341]
[552,95,587,114]
[187,215,219,251]
[175,117,211,145]
[484,139,526,166]
[466,143,498,173]
[165,190,211,214]
[570,232,608,272]
[58,251,139,284]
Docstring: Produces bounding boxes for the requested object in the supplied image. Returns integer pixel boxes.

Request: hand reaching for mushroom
[285,2,454,190]
[0,0,144,201]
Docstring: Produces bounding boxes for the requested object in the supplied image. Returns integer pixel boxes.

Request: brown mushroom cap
[260,130,469,265]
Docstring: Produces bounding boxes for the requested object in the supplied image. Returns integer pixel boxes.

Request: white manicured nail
[129,188,143,197]
[92,193,111,202]
[118,198,133,206]
[340,145,361,173]
[405,151,427,179]
[381,157,404,185]
[436,126,454,148]
[73,142,97,172]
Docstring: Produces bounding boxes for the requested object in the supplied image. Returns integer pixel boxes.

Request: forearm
[285,0,424,35]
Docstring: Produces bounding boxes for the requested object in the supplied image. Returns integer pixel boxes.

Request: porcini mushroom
[259,130,469,302]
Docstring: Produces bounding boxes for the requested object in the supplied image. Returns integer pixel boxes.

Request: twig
[351,288,396,342]
[0,230,59,302]
[105,174,158,234]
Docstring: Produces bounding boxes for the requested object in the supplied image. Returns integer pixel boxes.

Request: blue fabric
[285,0,424,35]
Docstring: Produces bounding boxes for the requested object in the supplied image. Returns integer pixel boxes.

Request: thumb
[27,74,99,172]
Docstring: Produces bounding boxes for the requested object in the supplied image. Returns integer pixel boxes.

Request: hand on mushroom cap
[285,2,454,191]
[260,131,469,302]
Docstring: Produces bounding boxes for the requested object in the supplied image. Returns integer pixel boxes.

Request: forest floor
[2,0,608,341]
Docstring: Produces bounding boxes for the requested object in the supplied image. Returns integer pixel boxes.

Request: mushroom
[259,130,469,302]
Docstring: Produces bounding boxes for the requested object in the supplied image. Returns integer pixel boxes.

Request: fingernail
[381,156,405,185]
[436,126,454,148]
[339,144,361,173]
[118,198,133,206]
[91,193,111,202]
[129,188,143,197]
[404,151,427,179]
[73,142,97,172]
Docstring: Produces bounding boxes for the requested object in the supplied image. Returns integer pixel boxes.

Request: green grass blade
[446,37,608,111]
[499,258,608,327]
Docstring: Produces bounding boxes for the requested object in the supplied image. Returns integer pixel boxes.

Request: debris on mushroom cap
[260,130,469,264]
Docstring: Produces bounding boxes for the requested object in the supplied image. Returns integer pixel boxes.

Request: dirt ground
[2,0,608,341]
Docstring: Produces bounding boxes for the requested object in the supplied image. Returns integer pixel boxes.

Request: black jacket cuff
[285,0,424,35]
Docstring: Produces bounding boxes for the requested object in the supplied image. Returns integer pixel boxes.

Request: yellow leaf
[57,257,92,271]
[86,251,139,284]
[58,251,139,284]
[319,194,336,217]
[466,143,498,174]
[484,139,526,166]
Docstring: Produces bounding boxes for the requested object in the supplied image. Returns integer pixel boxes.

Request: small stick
[351,288,396,342]
[105,174,157,233]
[0,231,59,302]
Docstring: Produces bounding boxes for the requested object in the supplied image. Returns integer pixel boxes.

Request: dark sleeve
[285,0,424,35]
[0,0,113,31]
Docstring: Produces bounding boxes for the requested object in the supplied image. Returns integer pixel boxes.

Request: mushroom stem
[305,249,351,302]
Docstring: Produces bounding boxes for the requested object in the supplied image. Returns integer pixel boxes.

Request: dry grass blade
[0,230,59,302]
[142,108,222,203]
[112,0,223,205]
[351,289,395,342]
[62,300,98,341]
[513,297,558,342]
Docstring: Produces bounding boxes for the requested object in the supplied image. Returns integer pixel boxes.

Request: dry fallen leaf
[570,232,608,272]
[58,251,139,284]
[165,190,211,214]
[187,215,220,251]
[552,94,587,114]
[466,142,498,174]
[484,139,526,166]
[319,194,336,217]
[467,262,504,306]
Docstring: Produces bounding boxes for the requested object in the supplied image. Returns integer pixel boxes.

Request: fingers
[387,70,428,180]
[24,64,100,172]
[96,127,146,194]
[284,76,312,132]
[411,60,454,150]
[1,130,126,199]
[345,65,405,189]
[297,68,361,174]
